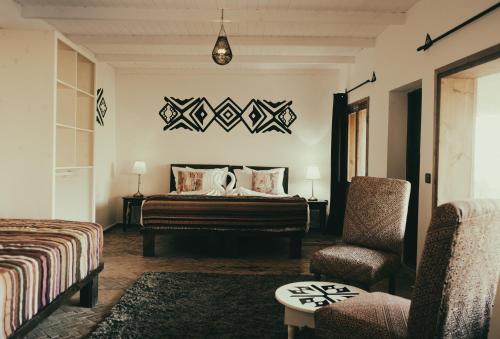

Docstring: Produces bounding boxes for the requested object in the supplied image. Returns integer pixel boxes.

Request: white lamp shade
[132,161,147,175]
[306,165,320,180]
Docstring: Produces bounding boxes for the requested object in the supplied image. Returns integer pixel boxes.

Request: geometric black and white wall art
[159,97,297,134]
[96,88,108,126]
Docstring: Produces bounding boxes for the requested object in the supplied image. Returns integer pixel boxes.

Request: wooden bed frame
[141,164,307,259]
[10,263,104,339]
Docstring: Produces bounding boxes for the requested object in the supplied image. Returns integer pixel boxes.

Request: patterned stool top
[275,281,366,314]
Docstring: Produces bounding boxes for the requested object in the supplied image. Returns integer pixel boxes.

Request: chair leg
[389,274,396,294]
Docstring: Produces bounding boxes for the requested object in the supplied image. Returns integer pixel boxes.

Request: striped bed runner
[0,219,103,339]
[142,195,308,231]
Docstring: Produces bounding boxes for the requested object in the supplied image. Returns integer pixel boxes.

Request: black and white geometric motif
[287,283,360,308]
[215,98,242,132]
[189,98,217,132]
[240,99,269,133]
[96,88,108,126]
[254,100,296,134]
[159,97,298,134]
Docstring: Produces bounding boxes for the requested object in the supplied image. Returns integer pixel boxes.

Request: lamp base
[308,197,318,201]
[133,192,144,198]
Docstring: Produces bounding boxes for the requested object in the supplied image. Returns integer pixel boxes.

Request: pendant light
[212,9,232,65]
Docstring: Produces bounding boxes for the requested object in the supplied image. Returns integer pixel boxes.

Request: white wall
[95,62,118,228]
[0,0,50,30]
[346,0,500,336]
[114,68,346,219]
[0,29,55,218]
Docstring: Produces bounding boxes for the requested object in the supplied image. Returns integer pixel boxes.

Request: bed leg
[143,232,155,257]
[289,235,302,259]
[80,275,98,308]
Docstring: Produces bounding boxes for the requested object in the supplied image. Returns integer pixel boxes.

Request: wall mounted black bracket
[417,2,500,52]
[345,72,376,94]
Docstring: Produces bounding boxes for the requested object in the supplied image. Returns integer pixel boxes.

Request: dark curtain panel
[327,93,348,235]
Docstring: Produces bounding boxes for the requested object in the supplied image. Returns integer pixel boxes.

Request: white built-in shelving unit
[54,38,96,222]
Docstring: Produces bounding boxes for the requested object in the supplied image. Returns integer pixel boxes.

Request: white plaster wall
[0,0,51,30]
[114,69,346,219]
[346,0,500,336]
[95,62,118,228]
[0,29,55,218]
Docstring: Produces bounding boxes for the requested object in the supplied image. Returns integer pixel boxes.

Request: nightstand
[122,196,148,231]
[307,200,328,233]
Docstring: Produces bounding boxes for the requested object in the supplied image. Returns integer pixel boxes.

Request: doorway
[435,45,500,206]
[387,81,422,268]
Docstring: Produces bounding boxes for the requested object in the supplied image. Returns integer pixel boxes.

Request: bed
[0,219,103,339]
[141,164,308,258]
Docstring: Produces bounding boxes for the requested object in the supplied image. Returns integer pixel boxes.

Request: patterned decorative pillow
[177,171,204,193]
[244,166,286,194]
[252,171,280,194]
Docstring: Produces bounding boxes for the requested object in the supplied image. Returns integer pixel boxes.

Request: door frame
[433,43,500,207]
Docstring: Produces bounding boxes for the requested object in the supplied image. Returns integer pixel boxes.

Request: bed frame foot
[80,276,98,308]
[143,232,155,257]
[289,235,302,259]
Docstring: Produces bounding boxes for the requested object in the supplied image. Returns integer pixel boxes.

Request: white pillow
[242,166,286,194]
[234,168,252,190]
[171,166,229,192]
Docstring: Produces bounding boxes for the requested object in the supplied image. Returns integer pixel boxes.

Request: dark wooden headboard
[170,164,289,193]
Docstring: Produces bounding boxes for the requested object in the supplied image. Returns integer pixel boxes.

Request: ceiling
[14,0,420,70]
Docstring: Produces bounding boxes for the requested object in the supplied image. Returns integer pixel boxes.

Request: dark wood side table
[307,200,328,233]
[122,196,148,231]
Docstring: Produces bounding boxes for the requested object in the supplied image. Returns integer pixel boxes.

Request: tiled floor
[26,226,415,338]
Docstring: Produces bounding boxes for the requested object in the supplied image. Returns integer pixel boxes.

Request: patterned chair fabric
[309,244,401,287]
[315,292,410,339]
[314,199,500,339]
[310,176,410,288]
[342,176,411,254]
[407,199,500,338]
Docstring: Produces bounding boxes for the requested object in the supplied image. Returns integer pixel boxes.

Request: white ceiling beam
[69,35,375,48]
[22,6,406,25]
[96,54,355,64]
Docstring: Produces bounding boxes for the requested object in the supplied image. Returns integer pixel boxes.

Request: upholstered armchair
[310,176,411,292]
[315,199,500,339]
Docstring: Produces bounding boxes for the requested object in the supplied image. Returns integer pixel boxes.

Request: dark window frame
[347,97,370,181]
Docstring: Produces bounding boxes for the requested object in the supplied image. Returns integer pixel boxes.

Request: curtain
[327,93,348,235]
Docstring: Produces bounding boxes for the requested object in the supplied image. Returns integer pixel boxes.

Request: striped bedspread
[0,219,103,339]
[142,195,308,232]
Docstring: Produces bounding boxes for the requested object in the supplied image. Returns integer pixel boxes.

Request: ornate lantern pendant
[212,9,232,65]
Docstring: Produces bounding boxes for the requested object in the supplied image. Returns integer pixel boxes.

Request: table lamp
[132,161,147,197]
[306,165,320,201]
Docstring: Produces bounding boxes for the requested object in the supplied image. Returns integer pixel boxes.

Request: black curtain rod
[346,72,376,94]
[417,2,500,52]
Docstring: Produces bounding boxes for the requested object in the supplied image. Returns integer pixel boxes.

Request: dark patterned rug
[89,272,315,339]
